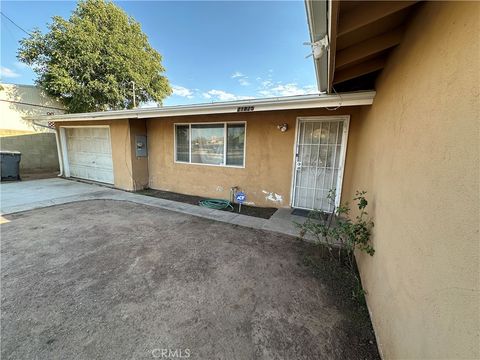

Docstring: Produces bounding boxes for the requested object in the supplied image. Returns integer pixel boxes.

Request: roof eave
[305,0,329,94]
[24,91,376,122]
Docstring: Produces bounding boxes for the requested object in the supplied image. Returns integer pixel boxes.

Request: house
[0,83,64,175]
[46,93,373,207]
[27,1,479,359]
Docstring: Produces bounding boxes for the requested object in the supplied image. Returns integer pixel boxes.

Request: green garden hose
[199,199,234,211]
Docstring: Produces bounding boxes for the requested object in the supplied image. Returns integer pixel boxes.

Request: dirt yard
[1,200,379,359]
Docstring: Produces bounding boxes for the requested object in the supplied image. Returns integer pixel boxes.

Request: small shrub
[296,190,375,300]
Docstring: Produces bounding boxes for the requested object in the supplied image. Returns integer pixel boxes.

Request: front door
[292,116,349,211]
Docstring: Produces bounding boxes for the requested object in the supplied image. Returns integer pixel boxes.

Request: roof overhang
[306,0,418,93]
[25,91,375,122]
[305,0,329,93]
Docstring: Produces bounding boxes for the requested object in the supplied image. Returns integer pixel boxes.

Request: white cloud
[139,101,159,108]
[231,71,245,79]
[238,78,250,86]
[203,89,254,102]
[261,80,273,87]
[231,71,251,86]
[203,90,237,101]
[0,66,20,78]
[258,82,318,97]
[172,85,194,98]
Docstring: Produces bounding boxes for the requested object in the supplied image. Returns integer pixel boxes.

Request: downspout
[54,128,64,177]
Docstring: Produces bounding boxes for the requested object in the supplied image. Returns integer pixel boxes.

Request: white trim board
[25,91,375,122]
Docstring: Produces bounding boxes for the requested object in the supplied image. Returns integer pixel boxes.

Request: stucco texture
[146,107,361,208]
[342,2,480,359]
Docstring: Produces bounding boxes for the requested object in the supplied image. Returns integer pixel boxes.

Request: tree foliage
[18,0,171,113]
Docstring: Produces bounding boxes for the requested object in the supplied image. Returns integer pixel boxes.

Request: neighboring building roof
[25,91,375,122]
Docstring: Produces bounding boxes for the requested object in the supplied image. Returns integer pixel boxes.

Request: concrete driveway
[0,178,111,214]
[0,197,379,359]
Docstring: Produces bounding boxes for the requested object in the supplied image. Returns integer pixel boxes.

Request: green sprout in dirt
[296,190,375,300]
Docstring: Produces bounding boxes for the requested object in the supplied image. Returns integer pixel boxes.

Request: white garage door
[65,127,114,184]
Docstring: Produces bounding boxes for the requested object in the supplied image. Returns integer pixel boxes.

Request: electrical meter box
[135,135,147,157]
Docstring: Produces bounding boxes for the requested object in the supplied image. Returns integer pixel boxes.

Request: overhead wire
[0,11,31,36]
[326,86,343,111]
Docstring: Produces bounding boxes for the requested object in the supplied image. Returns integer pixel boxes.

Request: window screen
[175,123,245,166]
[226,124,245,166]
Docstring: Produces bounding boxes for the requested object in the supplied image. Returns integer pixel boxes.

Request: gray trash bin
[1,151,21,181]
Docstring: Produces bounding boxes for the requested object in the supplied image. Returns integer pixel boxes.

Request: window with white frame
[175,122,245,167]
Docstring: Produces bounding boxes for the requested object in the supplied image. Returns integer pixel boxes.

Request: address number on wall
[237,106,254,112]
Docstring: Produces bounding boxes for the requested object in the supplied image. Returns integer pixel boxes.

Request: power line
[0,99,64,111]
[0,11,31,36]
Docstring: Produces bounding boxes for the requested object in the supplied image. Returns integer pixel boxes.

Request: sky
[0,1,317,106]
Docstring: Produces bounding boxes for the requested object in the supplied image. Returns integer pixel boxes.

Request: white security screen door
[292,117,349,211]
[65,127,114,184]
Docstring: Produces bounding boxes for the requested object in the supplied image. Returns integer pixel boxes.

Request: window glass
[191,124,224,165]
[226,124,245,166]
[175,125,189,162]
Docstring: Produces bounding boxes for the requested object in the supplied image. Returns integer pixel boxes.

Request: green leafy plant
[297,190,375,300]
[17,0,171,113]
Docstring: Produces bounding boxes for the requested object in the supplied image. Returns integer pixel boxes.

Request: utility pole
[131,81,136,108]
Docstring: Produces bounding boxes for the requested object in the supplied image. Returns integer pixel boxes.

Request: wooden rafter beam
[337,1,417,37]
[335,27,403,69]
[333,56,386,85]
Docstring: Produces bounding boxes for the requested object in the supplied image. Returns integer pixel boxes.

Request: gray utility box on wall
[0,151,21,181]
[135,135,147,157]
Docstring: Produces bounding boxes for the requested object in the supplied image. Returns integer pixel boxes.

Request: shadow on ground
[1,199,379,359]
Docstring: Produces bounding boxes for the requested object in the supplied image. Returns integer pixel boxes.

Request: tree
[18,0,171,113]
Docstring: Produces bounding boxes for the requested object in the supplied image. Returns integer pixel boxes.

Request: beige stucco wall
[128,119,149,190]
[55,119,148,191]
[147,107,362,208]
[342,2,480,359]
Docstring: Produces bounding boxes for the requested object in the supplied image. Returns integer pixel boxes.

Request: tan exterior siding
[129,119,149,190]
[147,108,362,207]
[108,119,134,190]
[342,2,480,359]
[55,119,147,191]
